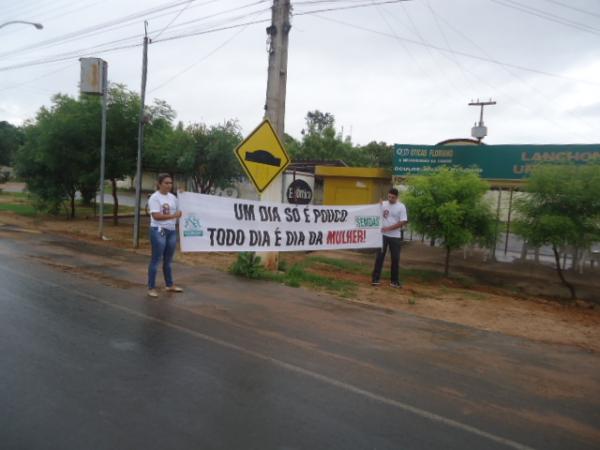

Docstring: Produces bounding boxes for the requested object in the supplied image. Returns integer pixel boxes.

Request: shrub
[229,252,265,279]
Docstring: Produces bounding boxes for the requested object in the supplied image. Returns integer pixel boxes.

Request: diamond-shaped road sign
[234,119,290,193]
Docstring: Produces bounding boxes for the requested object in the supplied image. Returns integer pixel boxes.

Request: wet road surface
[0,227,599,450]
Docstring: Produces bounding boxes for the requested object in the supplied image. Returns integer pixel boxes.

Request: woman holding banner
[147,173,183,298]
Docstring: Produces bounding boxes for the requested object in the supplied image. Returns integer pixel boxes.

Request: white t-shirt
[148,191,178,230]
[381,200,408,238]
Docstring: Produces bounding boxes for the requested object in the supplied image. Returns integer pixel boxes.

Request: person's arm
[381,204,408,233]
[382,220,407,233]
[151,210,182,221]
[149,195,182,221]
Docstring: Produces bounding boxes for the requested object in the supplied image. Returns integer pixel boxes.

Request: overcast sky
[1,0,599,146]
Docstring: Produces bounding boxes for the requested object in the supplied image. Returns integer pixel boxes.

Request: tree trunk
[111,178,119,225]
[444,246,451,277]
[70,193,75,219]
[552,244,576,300]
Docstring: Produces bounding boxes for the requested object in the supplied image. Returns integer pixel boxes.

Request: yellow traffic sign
[234,119,290,193]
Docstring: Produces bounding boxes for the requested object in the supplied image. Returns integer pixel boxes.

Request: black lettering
[207,227,216,245]
[234,203,255,221]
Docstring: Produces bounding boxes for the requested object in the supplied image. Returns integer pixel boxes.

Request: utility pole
[98,60,108,239]
[469,98,496,143]
[133,21,149,248]
[259,0,291,270]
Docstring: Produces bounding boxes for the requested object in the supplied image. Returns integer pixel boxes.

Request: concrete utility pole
[264,0,291,139]
[469,98,496,143]
[133,22,150,248]
[260,0,291,270]
[98,61,108,239]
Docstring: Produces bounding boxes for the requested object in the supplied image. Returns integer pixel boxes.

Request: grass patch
[0,191,135,219]
[0,191,29,200]
[463,291,487,301]
[231,254,357,297]
[401,268,446,283]
[0,203,37,216]
[305,255,370,275]
[273,263,357,297]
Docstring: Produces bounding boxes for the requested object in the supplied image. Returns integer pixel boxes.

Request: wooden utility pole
[133,22,149,248]
[260,0,291,270]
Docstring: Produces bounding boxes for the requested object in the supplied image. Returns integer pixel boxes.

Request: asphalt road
[0,227,599,450]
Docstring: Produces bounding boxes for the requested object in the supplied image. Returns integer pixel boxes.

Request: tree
[0,121,24,166]
[514,164,600,299]
[404,168,496,276]
[302,110,335,136]
[104,85,139,223]
[291,110,359,164]
[15,86,175,220]
[16,94,101,217]
[360,141,393,168]
[290,111,393,168]
[146,120,243,194]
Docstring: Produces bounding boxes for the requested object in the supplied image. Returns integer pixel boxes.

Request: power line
[426,5,599,133]
[0,62,76,93]
[154,0,209,40]
[302,13,600,86]
[540,0,600,19]
[149,23,250,93]
[294,0,411,14]
[0,16,272,72]
[490,0,600,36]
[0,0,270,62]
[0,0,202,59]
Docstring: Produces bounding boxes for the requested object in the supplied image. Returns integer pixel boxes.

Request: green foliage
[16,94,99,217]
[514,163,600,299]
[14,86,175,218]
[146,120,243,193]
[229,252,265,279]
[514,164,600,249]
[289,110,391,168]
[360,141,393,168]
[404,167,496,275]
[277,259,289,272]
[0,121,24,166]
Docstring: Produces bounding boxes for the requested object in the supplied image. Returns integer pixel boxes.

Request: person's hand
[175,211,183,219]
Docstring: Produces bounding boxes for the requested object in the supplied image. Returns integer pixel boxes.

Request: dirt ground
[1,208,599,352]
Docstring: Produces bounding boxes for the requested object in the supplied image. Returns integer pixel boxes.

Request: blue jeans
[148,227,178,289]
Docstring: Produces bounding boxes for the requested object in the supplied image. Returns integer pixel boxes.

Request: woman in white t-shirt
[147,173,183,298]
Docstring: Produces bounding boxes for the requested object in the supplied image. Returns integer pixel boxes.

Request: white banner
[178,192,383,252]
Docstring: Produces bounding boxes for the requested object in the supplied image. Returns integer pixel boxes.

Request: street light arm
[0,20,43,30]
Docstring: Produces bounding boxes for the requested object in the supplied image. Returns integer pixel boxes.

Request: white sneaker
[147,289,159,298]
[165,286,183,293]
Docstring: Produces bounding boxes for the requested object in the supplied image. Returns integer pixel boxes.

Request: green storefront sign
[393,144,600,181]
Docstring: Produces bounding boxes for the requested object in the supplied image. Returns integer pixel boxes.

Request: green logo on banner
[183,214,204,237]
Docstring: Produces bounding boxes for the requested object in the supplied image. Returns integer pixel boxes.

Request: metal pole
[504,187,514,256]
[98,60,108,238]
[492,187,502,261]
[133,22,149,248]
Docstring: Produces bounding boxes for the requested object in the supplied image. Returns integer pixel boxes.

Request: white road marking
[0,263,535,450]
